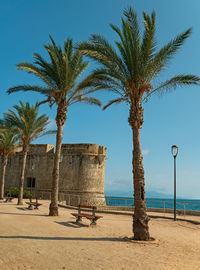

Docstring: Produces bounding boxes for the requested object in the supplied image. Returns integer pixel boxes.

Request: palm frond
[8,36,99,112]
[3,101,53,146]
[79,34,126,77]
[17,62,56,89]
[140,10,156,74]
[122,7,140,78]
[33,53,59,85]
[146,74,200,99]
[70,96,101,107]
[74,68,125,96]
[103,97,128,110]
[7,85,51,96]
[79,7,198,105]
[146,28,192,81]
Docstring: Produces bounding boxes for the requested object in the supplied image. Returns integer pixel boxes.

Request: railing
[26,188,52,200]
[25,190,83,203]
[105,196,200,216]
[24,191,200,218]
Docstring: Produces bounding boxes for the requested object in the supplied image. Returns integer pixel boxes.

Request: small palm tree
[0,127,20,199]
[7,37,101,215]
[3,101,55,205]
[78,7,200,240]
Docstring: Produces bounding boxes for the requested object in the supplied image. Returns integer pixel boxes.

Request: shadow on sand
[55,221,89,228]
[0,235,127,242]
[0,211,46,217]
[17,207,30,211]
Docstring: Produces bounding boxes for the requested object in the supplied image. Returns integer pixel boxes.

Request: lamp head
[171,145,178,157]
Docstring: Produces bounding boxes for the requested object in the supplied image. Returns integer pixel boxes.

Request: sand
[0,199,200,270]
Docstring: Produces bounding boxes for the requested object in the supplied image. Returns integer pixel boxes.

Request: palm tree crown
[78,7,200,108]
[0,130,19,156]
[7,36,101,119]
[3,101,54,145]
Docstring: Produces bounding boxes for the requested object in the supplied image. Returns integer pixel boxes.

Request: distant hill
[105,190,199,200]
[145,190,172,199]
[105,190,172,199]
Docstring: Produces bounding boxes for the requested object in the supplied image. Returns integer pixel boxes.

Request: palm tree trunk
[18,144,29,205]
[0,155,8,199]
[49,102,67,216]
[129,103,150,240]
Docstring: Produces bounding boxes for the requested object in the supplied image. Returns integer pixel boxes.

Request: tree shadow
[16,207,43,212]
[16,207,28,211]
[0,235,127,242]
[0,211,46,217]
[55,221,89,228]
[0,202,14,205]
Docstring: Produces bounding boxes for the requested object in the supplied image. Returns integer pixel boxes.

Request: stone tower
[3,143,106,206]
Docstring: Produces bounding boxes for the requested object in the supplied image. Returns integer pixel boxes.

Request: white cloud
[47,118,56,129]
[142,149,150,156]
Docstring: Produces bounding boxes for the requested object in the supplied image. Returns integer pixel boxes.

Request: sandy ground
[0,199,200,270]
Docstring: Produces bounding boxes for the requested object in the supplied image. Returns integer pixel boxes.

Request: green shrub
[6,187,18,197]
[6,187,34,198]
[23,189,34,198]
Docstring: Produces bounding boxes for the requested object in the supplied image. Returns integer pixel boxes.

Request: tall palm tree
[3,101,55,205]
[78,7,200,240]
[0,128,20,199]
[7,37,101,215]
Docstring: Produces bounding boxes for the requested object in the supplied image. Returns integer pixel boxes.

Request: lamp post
[171,145,178,221]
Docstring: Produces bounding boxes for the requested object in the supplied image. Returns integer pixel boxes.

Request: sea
[105,196,200,212]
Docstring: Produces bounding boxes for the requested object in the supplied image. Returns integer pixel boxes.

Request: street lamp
[171,145,178,221]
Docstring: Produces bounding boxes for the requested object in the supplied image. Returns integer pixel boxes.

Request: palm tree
[3,101,55,205]
[7,37,101,215]
[78,7,200,240]
[0,128,20,199]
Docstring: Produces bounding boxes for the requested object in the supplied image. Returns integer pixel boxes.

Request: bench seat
[71,205,103,225]
[71,213,103,219]
[26,202,42,209]
[4,197,14,203]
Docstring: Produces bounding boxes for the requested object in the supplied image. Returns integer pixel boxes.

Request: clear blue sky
[1,0,200,199]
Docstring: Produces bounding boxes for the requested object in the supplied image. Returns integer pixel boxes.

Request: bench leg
[90,218,97,226]
[76,216,82,223]
[28,205,33,210]
[34,205,39,209]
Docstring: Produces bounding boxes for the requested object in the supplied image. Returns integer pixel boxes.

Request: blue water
[105,196,200,212]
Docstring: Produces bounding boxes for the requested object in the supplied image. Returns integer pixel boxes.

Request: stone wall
[3,143,106,206]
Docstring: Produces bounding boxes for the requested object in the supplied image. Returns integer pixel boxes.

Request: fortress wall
[4,147,54,191]
[59,144,106,205]
[5,155,22,188]
[2,143,106,206]
[28,144,54,154]
[24,152,54,190]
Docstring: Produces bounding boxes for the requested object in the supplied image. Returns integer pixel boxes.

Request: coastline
[105,196,200,212]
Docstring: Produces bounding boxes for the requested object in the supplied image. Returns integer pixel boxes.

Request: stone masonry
[3,143,106,206]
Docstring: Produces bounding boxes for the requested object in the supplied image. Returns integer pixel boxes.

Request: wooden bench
[26,198,42,210]
[71,205,103,225]
[4,196,14,202]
